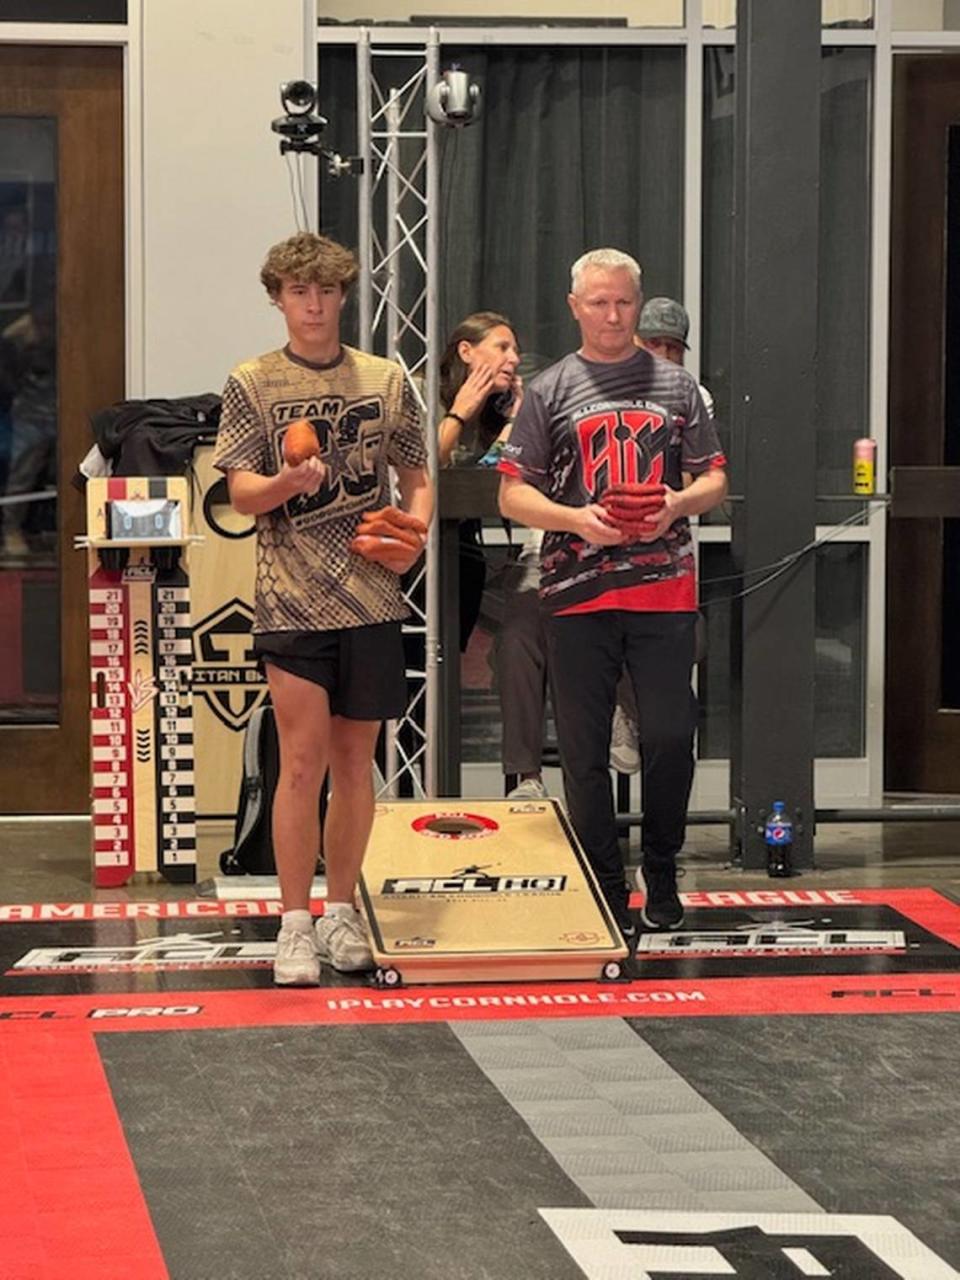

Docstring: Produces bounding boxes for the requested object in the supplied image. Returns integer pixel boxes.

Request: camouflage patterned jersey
[213,344,427,634]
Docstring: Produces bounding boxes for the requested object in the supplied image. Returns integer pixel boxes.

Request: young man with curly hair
[214,232,433,985]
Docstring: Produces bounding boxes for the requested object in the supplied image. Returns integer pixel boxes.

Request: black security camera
[280,80,318,115]
[272,80,327,153]
[271,79,362,175]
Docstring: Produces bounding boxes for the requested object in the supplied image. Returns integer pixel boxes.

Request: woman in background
[437,311,521,649]
[438,313,548,798]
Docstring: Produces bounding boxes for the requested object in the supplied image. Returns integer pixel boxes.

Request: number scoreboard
[84,477,196,887]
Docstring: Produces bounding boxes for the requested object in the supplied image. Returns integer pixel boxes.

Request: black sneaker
[640,862,684,930]
[608,893,637,947]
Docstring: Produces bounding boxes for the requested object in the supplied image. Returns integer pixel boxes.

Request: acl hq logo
[191,597,267,731]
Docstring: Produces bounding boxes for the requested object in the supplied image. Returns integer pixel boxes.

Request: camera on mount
[281,79,319,116]
[272,80,326,152]
[425,68,482,128]
[271,80,362,176]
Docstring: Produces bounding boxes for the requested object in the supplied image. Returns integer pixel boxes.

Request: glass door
[0,46,124,813]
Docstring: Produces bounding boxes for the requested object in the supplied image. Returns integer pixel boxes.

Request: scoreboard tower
[82,477,197,887]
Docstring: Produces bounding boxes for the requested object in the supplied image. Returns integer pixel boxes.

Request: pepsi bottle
[764,801,793,878]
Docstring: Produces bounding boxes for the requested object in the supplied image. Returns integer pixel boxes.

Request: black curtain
[318,44,683,368]
[702,45,871,483]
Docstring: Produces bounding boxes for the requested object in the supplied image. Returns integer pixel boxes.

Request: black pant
[459,521,486,653]
[495,577,548,775]
[546,610,697,903]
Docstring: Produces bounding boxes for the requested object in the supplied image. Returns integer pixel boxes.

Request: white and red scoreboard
[83,477,196,888]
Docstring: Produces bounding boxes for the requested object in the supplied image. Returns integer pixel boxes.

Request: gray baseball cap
[636,297,690,348]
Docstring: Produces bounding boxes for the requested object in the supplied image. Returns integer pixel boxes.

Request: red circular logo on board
[411,813,499,840]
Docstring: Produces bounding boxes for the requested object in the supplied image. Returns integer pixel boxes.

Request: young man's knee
[278,750,326,794]
[329,743,378,791]
[330,769,376,804]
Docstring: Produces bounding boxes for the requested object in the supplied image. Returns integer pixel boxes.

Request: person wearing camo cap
[635,297,715,418]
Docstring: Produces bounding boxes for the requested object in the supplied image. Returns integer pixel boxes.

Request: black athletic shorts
[253,622,407,721]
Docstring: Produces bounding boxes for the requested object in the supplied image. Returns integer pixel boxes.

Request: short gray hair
[570,248,642,296]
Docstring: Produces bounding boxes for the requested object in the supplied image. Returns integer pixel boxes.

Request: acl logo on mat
[540,1210,958,1279]
[637,923,906,958]
[11,933,274,973]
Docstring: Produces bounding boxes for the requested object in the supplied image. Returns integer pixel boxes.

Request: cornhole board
[359,798,628,986]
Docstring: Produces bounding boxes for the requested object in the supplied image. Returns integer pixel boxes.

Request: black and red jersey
[498,348,726,615]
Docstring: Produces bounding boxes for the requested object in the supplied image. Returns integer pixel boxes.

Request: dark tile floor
[3,807,958,1280]
[1,804,958,904]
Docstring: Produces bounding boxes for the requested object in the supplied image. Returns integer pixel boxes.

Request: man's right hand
[575,503,625,546]
[280,456,327,498]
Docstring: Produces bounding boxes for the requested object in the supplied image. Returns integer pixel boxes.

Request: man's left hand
[350,533,424,574]
[349,504,428,574]
[626,486,682,542]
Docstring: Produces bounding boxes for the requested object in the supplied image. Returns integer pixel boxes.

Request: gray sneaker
[610,705,641,774]
[273,925,320,987]
[506,777,547,800]
[315,908,374,973]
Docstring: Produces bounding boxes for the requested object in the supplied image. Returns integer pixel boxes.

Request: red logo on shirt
[576,409,669,496]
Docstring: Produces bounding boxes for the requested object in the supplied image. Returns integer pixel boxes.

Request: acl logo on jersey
[576,406,671,496]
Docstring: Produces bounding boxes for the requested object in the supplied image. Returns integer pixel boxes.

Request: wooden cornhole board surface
[359,798,628,984]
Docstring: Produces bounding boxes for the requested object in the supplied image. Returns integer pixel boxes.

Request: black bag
[219,704,328,877]
[90,394,222,476]
[218,704,281,876]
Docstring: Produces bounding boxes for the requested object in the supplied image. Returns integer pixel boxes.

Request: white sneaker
[610,705,641,774]
[273,925,320,987]
[315,908,374,973]
[506,777,547,800]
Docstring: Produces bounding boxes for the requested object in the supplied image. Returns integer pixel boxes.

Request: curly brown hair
[260,232,359,298]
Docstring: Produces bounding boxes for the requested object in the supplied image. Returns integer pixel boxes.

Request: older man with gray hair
[498,248,727,940]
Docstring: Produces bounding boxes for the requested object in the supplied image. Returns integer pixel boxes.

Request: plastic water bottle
[764,801,793,878]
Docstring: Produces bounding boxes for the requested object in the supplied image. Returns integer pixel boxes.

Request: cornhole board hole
[359,798,628,986]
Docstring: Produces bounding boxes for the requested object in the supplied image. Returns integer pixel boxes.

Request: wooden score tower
[80,477,198,887]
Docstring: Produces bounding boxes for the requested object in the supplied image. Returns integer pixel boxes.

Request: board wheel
[602,960,623,982]
[375,966,402,988]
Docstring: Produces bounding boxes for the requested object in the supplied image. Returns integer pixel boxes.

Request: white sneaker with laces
[610,705,641,775]
[273,925,320,987]
[315,908,374,973]
[506,777,547,800]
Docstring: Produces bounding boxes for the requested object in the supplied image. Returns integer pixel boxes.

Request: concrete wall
[140,0,309,397]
